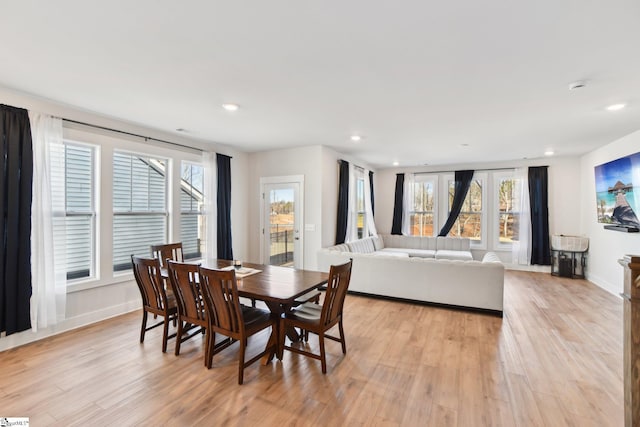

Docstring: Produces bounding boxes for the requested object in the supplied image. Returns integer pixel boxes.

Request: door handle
[295,237,300,240]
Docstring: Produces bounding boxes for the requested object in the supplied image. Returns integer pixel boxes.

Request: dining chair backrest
[319,260,352,327]
[198,267,244,337]
[166,261,205,323]
[151,242,184,268]
[132,255,171,312]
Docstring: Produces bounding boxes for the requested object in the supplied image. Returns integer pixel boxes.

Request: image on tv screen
[594,152,640,228]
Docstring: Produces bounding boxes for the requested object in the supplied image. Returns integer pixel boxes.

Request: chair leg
[238,340,246,385]
[162,316,170,353]
[338,320,347,354]
[319,332,327,374]
[279,318,287,357]
[206,332,216,369]
[203,330,209,367]
[175,320,183,356]
[140,310,148,343]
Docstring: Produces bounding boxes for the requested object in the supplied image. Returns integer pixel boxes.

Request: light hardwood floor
[0,271,623,426]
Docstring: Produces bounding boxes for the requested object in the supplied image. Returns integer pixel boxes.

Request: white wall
[374,156,582,266]
[0,86,249,351]
[580,129,640,295]
[247,146,324,270]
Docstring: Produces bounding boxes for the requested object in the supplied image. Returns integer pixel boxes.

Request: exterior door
[261,177,303,268]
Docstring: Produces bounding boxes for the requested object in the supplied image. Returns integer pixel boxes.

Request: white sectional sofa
[317,234,504,315]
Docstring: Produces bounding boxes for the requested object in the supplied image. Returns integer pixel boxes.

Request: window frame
[441,172,487,249]
[180,161,205,260]
[492,170,522,251]
[355,169,367,239]
[57,139,98,282]
[409,174,438,237]
[112,149,170,273]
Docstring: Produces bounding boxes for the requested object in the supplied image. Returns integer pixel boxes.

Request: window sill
[67,273,135,294]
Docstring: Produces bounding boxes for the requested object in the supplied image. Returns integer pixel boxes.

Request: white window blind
[113,152,167,271]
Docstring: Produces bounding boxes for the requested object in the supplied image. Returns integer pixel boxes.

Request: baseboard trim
[0,300,140,352]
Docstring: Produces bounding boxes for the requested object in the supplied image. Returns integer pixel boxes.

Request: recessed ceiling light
[175,128,186,132]
[460,143,469,147]
[350,135,362,142]
[222,103,239,111]
[606,103,626,111]
[392,161,399,166]
[544,150,554,156]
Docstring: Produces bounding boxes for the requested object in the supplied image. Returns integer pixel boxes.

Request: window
[113,151,167,271]
[496,174,521,245]
[410,176,437,236]
[180,162,204,259]
[447,178,484,241]
[356,174,365,239]
[52,142,96,280]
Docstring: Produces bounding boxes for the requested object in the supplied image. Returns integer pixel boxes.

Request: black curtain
[0,105,33,336]
[391,173,405,235]
[529,166,551,265]
[335,160,349,244]
[369,170,375,217]
[216,153,233,260]
[438,170,474,236]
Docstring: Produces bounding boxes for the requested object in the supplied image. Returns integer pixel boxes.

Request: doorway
[260,176,304,269]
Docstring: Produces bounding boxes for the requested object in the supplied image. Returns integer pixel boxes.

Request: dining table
[165,258,328,363]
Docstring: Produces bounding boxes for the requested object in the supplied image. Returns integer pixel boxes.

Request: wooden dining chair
[131,256,178,353]
[151,242,184,268]
[280,260,352,374]
[166,260,209,363]
[198,266,277,385]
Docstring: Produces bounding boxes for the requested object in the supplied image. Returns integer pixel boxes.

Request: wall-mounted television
[594,152,640,231]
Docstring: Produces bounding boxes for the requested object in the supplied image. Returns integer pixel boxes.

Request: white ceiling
[1,1,639,168]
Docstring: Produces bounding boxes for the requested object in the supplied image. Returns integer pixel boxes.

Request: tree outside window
[410,178,436,236]
[498,177,520,243]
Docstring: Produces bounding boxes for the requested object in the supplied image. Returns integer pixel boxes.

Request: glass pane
[181,213,203,259]
[413,181,434,211]
[357,213,364,239]
[66,145,92,212]
[449,213,482,240]
[268,188,294,266]
[113,152,132,212]
[66,215,93,279]
[410,213,434,236]
[180,163,204,213]
[114,153,166,213]
[113,214,166,271]
[356,179,365,212]
[499,213,520,243]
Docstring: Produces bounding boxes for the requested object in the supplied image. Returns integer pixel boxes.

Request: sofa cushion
[347,238,376,254]
[372,251,409,258]
[436,236,471,251]
[380,248,435,258]
[435,250,473,261]
[329,243,350,252]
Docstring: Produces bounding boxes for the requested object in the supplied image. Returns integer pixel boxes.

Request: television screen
[594,152,640,228]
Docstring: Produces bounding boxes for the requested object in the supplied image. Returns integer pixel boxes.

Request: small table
[166,259,328,362]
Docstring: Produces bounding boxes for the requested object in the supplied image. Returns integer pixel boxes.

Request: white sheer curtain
[401,173,415,235]
[512,167,531,265]
[344,163,358,242]
[202,151,217,261]
[29,111,66,331]
[363,169,378,236]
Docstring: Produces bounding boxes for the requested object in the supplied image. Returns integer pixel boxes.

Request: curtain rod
[337,159,366,172]
[414,166,518,175]
[61,118,204,153]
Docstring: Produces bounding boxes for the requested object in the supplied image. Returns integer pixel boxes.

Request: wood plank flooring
[0,271,623,426]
